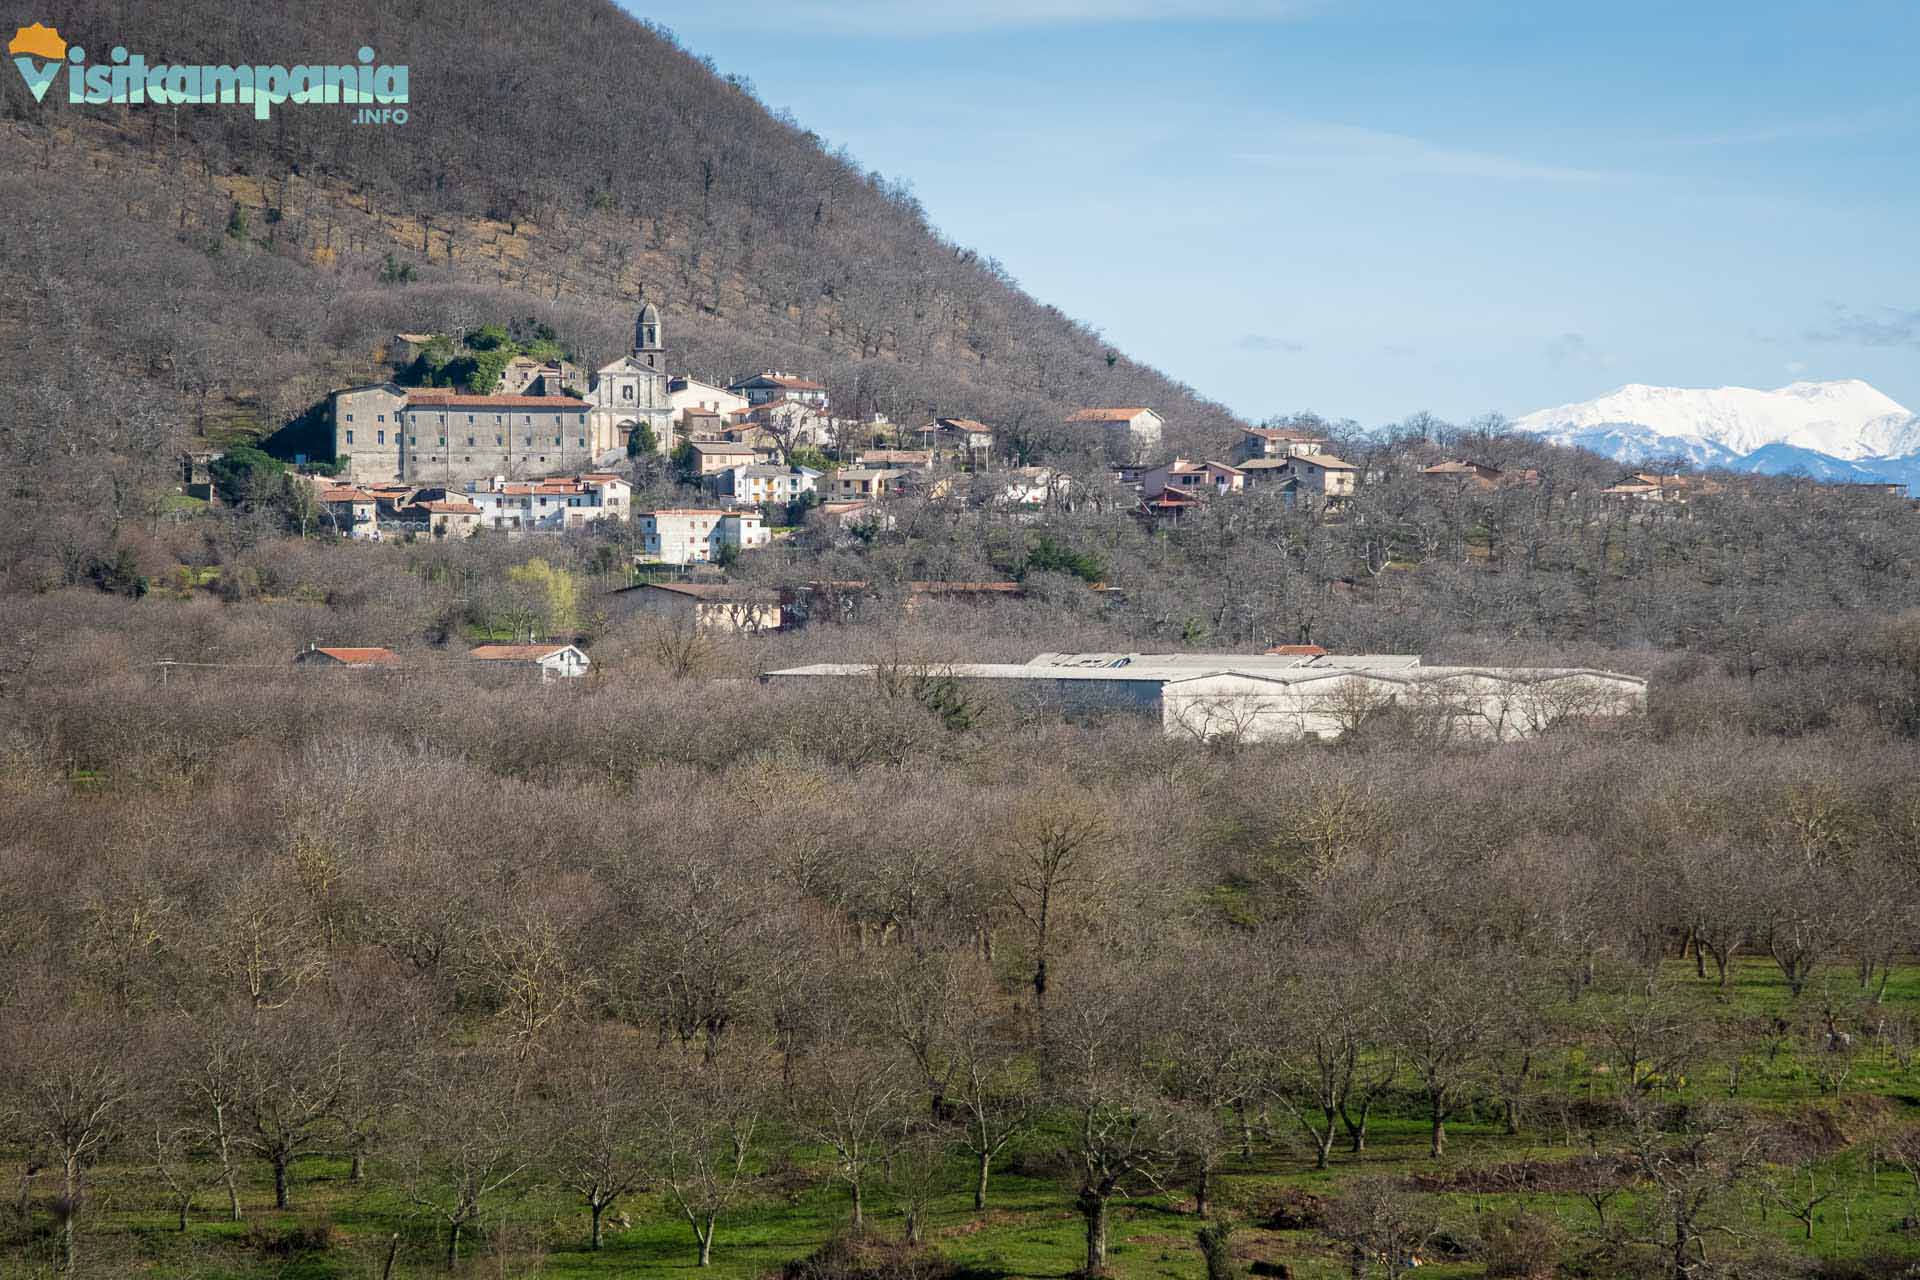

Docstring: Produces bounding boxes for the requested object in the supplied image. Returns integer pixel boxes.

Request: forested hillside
[0,0,1242,535]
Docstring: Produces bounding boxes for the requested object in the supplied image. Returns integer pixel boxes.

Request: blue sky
[622,0,1918,426]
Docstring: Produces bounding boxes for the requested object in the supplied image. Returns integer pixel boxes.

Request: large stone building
[332,304,684,481]
[331,384,597,484]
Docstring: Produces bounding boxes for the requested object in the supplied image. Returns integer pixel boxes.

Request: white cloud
[629,0,1322,36]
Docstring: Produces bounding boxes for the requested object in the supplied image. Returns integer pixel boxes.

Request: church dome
[638,302,661,325]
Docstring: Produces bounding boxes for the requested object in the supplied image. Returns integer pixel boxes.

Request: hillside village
[299,301,1899,553]
[196,298,1920,740]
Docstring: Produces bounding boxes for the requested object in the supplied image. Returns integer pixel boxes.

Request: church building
[586,299,676,457]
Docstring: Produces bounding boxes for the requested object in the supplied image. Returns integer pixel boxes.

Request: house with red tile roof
[294,645,401,669]
[468,642,590,681]
[1066,407,1164,456]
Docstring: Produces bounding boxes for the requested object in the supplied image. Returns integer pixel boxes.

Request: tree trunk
[381,1233,400,1280]
[62,1155,78,1271]
[1504,1095,1521,1136]
[178,1197,191,1231]
[697,1219,715,1266]
[590,1200,604,1250]
[1430,1108,1447,1159]
[1080,1190,1109,1273]
[850,1175,863,1229]
[215,1106,241,1221]
[975,1149,991,1211]
[350,1151,365,1182]
[446,1221,462,1270]
[273,1155,290,1210]
[1313,1110,1337,1169]
[1340,1099,1372,1154]
[1194,1162,1211,1218]
[1236,1101,1253,1159]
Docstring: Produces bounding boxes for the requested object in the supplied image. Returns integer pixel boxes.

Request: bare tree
[6,1016,136,1271]
[1386,956,1502,1159]
[233,1014,348,1211]
[548,1030,653,1251]
[650,1057,765,1266]
[1001,782,1113,1016]
[395,1053,532,1270]
[793,1033,911,1230]
[1047,969,1191,1273]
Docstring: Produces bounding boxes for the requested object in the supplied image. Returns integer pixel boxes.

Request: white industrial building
[760,656,1646,743]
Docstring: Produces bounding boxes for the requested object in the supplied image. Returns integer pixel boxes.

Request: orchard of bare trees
[4,560,1920,1277]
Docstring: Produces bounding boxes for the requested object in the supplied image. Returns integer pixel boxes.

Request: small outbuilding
[468,643,590,681]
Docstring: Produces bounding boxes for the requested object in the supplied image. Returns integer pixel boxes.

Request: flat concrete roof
[762,663,1645,688]
[1028,651,1425,671]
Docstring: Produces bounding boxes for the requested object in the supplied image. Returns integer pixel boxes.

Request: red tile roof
[1266,644,1329,657]
[305,646,399,666]
[469,644,575,661]
[403,392,589,409]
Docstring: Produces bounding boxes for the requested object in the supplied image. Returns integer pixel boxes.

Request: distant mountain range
[1514,379,1920,490]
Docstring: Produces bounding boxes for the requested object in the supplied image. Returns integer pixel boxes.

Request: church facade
[585,302,675,457]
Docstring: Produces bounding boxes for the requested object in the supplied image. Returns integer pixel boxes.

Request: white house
[464,474,632,532]
[1284,454,1358,499]
[1233,427,1329,463]
[669,375,749,421]
[468,643,591,681]
[996,466,1071,507]
[711,464,820,507]
[1066,407,1164,456]
[729,372,829,409]
[637,509,769,565]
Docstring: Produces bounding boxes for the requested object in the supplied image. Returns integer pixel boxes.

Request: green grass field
[11,955,1920,1279]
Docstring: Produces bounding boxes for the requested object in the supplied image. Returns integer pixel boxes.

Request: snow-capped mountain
[1514,379,1920,486]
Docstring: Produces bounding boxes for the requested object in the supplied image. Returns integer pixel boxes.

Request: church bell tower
[633,295,664,371]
